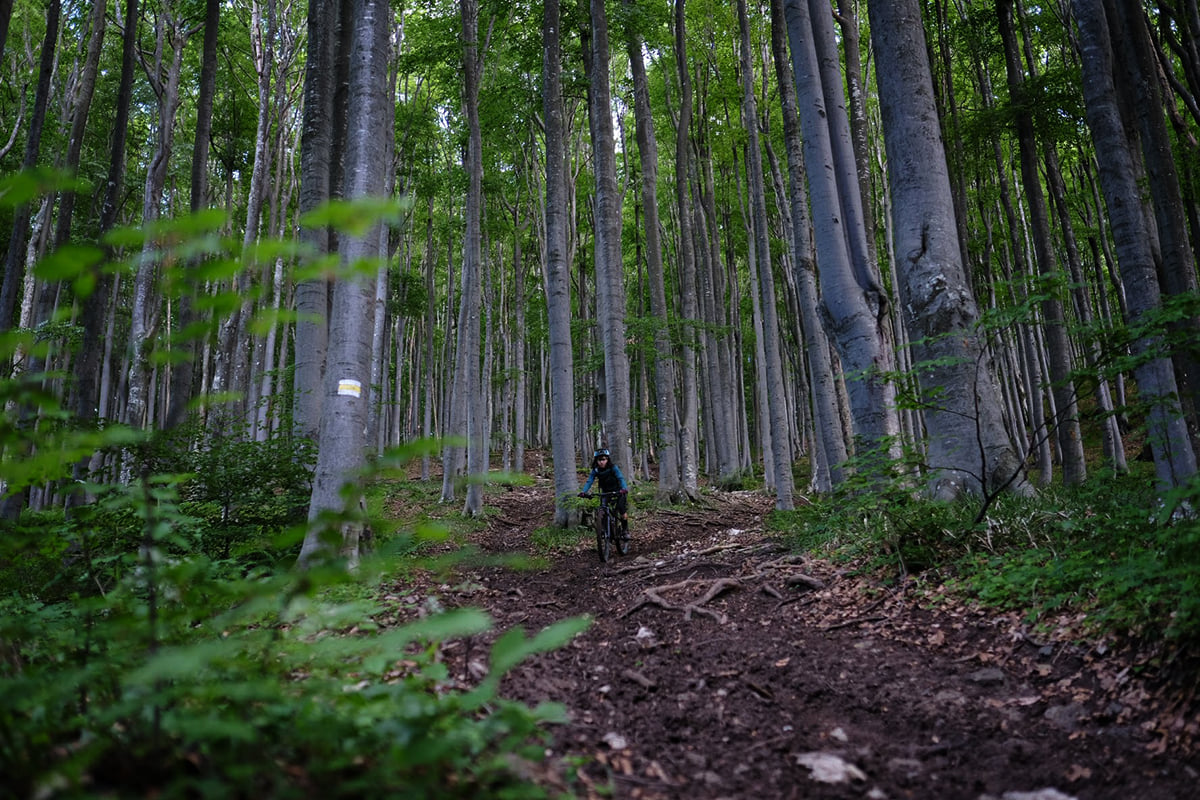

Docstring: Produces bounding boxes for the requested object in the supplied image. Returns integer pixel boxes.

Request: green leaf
[489,616,591,676]
[34,245,106,282]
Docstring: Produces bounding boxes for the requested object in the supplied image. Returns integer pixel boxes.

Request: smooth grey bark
[966,36,1055,483]
[1108,0,1200,448]
[165,0,220,430]
[299,0,390,568]
[210,0,276,432]
[697,130,741,482]
[737,0,793,508]
[543,0,579,526]
[784,0,900,462]
[294,0,344,444]
[624,7,682,502]
[869,0,1028,499]
[126,6,190,431]
[453,0,486,515]
[672,0,701,498]
[997,0,1087,486]
[586,0,632,477]
[1045,142,1127,472]
[1072,0,1197,490]
[768,0,846,491]
[421,200,436,480]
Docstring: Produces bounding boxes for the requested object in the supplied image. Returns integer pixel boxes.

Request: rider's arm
[613,464,628,491]
[580,469,596,493]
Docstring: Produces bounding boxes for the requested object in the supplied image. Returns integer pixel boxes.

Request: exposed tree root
[622,577,743,623]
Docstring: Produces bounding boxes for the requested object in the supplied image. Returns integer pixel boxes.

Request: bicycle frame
[582,490,627,562]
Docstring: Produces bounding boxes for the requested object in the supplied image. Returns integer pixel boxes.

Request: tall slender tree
[165,0,221,430]
[997,0,1087,486]
[1072,0,1197,490]
[737,0,793,509]
[784,0,900,463]
[768,0,846,491]
[624,0,682,502]
[585,0,632,475]
[1,0,60,340]
[543,0,580,526]
[672,0,701,498]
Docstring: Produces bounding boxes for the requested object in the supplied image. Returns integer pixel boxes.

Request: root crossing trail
[384,481,1198,799]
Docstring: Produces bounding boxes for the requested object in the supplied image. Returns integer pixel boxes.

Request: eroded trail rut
[386,482,1198,799]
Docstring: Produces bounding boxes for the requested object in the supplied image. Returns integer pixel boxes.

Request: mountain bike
[580,490,628,562]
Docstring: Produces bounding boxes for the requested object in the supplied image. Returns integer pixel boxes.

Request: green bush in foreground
[0,467,588,799]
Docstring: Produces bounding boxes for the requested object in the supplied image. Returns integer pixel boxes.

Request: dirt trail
[387,480,1198,799]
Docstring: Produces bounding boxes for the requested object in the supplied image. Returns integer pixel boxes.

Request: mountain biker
[578,448,629,529]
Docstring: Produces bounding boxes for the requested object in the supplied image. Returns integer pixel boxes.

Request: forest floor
[382,475,1199,799]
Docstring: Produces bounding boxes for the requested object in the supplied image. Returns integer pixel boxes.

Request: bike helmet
[592,448,611,465]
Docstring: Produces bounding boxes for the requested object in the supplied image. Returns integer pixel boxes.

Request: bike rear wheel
[595,509,611,562]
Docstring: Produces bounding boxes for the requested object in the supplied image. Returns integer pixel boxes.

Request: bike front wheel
[596,510,611,563]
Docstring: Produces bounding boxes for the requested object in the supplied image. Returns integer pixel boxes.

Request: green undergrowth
[0,451,589,799]
[769,467,1200,656]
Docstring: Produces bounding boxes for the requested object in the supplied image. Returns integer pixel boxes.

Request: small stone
[967,667,1007,686]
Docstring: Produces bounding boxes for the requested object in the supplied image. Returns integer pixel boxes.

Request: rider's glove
[620,489,627,495]
[578,492,587,498]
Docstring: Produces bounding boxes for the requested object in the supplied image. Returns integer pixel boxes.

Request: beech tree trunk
[737,0,793,509]
[165,0,220,430]
[784,0,900,463]
[769,0,846,491]
[294,0,346,444]
[126,6,190,431]
[624,4,683,502]
[1072,0,1198,490]
[299,0,391,567]
[997,0,1087,486]
[870,0,1028,498]
[586,0,632,477]
[543,0,580,526]
[673,0,701,498]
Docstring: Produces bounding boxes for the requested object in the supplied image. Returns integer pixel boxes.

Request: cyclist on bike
[578,448,629,528]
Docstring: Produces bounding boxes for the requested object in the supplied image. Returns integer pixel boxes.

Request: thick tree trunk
[299,0,391,568]
[1108,0,1200,451]
[784,0,900,463]
[870,0,1028,499]
[1072,0,1197,490]
[294,0,345,444]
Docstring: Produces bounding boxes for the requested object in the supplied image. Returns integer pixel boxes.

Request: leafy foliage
[0,187,588,798]
[771,467,1200,654]
[0,462,588,798]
